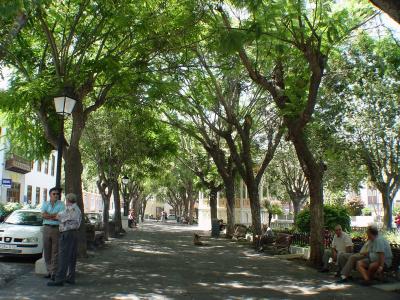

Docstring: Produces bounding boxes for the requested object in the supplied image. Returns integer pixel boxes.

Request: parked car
[168,214,176,220]
[0,209,43,256]
[85,212,104,231]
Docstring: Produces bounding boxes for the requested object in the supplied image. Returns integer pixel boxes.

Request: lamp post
[122,175,129,216]
[53,96,76,190]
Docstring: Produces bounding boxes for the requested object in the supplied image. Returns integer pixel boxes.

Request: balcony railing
[5,154,32,174]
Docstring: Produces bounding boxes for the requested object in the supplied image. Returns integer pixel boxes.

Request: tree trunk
[290,129,324,267]
[379,187,393,229]
[292,200,301,223]
[247,182,262,238]
[102,197,110,240]
[112,180,122,234]
[209,187,218,228]
[141,199,147,222]
[225,179,236,237]
[370,0,400,24]
[268,212,272,227]
[64,145,86,256]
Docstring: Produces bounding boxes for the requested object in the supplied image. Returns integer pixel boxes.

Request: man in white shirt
[320,225,353,273]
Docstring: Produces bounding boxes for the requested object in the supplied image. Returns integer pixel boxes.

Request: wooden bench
[263,233,293,254]
[382,244,400,281]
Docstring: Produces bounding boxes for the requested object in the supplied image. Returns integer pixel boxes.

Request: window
[51,155,55,176]
[37,161,42,172]
[27,185,32,203]
[6,183,21,203]
[43,188,48,202]
[44,160,49,174]
[35,187,40,204]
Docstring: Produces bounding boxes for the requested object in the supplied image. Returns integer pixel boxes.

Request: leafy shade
[296,205,351,232]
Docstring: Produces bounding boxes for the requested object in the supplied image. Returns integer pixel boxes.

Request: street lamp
[122,175,129,216]
[54,96,76,190]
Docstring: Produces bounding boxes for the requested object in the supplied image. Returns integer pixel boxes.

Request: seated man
[356,225,393,285]
[320,225,353,274]
[337,240,370,283]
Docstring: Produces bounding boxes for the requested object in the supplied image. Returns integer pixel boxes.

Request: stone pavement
[0,222,399,300]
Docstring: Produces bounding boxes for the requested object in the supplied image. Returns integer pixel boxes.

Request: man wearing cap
[48,193,81,286]
[41,187,65,281]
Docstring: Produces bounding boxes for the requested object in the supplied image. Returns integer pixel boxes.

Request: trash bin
[211,219,220,238]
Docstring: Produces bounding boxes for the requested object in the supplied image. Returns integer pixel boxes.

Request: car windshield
[5,211,43,226]
[87,213,100,220]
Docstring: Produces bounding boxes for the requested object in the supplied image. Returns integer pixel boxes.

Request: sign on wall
[2,178,12,188]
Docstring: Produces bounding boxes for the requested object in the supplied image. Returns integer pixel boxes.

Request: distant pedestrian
[48,193,81,286]
[395,212,400,231]
[41,187,64,281]
[128,210,136,228]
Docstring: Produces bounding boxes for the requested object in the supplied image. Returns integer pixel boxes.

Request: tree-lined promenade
[0,0,399,269]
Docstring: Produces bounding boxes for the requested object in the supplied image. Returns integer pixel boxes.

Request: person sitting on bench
[320,225,353,274]
[356,225,393,286]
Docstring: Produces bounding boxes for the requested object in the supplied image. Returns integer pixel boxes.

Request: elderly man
[356,225,393,285]
[336,240,370,283]
[320,225,353,274]
[48,193,81,286]
[41,187,65,281]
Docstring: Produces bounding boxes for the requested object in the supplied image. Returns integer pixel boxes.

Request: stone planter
[289,245,310,259]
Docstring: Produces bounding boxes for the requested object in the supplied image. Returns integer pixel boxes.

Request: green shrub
[3,202,22,214]
[362,207,372,216]
[345,198,364,216]
[0,203,6,218]
[383,231,400,244]
[295,205,351,232]
[393,206,400,216]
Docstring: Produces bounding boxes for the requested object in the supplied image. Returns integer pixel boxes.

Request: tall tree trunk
[247,181,262,238]
[64,145,86,256]
[112,180,122,233]
[290,130,324,266]
[209,187,218,228]
[292,200,301,223]
[102,198,110,240]
[379,187,393,229]
[225,179,236,237]
[370,0,400,24]
[268,213,272,227]
[141,199,147,222]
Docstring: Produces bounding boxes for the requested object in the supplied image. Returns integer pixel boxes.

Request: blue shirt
[41,200,65,225]
[369,236,393,267]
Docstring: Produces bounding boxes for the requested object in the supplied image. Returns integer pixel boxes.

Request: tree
[370,1,400,23]
[322,33,400,229]
[263,200,284,227]
[0,1,29,62]
[0,0,189,254]
[346,198,365,216]
[214,0,372,265]
[82,105,177,237]
[178,135,223,226]
[269,143,309,221]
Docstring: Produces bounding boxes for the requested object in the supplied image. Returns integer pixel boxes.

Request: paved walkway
[0,222,399,299]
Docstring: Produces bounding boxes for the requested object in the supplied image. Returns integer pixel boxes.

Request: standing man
[320,225,353,274]
[48,193,82,286]
[41,187,64,281]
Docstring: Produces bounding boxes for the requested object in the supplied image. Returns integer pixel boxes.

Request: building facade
[0,142,57,206]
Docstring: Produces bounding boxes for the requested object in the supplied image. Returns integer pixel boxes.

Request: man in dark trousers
[41,187,64,280]
[48,193,81,286]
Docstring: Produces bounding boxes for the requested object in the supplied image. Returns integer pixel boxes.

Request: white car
[0,209,43,256]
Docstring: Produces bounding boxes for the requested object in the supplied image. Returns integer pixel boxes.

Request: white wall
[24,152,57,205]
